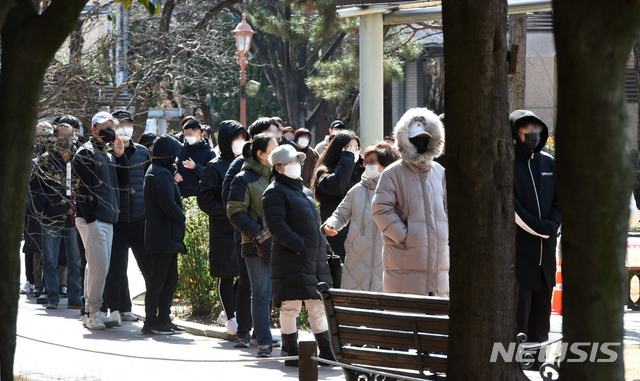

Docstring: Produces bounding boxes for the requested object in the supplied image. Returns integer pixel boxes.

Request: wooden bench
[299,282,450,380]
[298,283,561,381]
[628,265,640,310]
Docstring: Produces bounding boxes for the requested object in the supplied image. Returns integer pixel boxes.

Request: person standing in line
[311,130,363,287]
[174,119,216,198]
[315,120,345,155]
[263,145,334,367]
[142,135,187,335]
[510,110,560,368]
[294,128,319,188]
[73,112,129,330]
[371,108,449,297]
[322,142,399,292]
[197,120,249,336]
[30,123,83,309]
[227,134,278,357]
[102,110,151,322]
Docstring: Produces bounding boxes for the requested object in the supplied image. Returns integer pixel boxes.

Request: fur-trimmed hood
[393,108,445,166]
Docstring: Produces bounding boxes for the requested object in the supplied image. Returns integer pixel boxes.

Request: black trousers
[104,220,149,313]
[235,243,253,337]
[145,253,178,326]
[517,273,553,343]
[24,252,34,284]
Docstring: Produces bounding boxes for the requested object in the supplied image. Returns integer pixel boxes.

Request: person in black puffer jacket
[143,135,186,335]
[102,110,151,322]
[263,145,334,367]
[511,110,560,362]
[311,130,364,281]
[197,120,249,337]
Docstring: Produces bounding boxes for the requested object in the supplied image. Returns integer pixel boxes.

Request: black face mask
[409,136,430,154]
[98,128,116,143]
[523,132,541,153]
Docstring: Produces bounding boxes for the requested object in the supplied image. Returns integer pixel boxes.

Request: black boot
[282,332,299,367]
[314,331,335,366]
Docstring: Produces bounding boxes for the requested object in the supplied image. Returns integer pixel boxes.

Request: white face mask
[297,137,309,148]
[364,164,381,179]
[185,136,197,145]
[353,151,360,162]
[283,162,302,179]
[232,139,245,156]
[116,127,133,142]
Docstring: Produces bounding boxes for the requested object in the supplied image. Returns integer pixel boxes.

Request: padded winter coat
[264,173,332,306]
[322,174,383,292]
[197,120,247,277]
[372,108,449,296]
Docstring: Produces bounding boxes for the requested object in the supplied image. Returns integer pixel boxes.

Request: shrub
[177,197,221,317]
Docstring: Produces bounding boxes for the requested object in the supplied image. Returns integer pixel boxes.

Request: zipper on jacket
[528,157,544,266]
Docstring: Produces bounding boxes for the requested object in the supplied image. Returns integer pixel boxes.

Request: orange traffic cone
[551,259,562,315]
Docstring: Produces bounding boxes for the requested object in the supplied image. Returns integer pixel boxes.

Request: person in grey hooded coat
[371,108,449,296]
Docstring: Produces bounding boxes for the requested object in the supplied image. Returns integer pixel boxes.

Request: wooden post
[298,340,318,381]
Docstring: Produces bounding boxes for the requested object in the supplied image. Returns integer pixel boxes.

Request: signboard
[246,80,261,97]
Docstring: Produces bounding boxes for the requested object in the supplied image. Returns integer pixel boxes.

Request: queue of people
[21,106,562,368]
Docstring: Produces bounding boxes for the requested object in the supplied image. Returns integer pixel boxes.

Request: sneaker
[226,317,238,336]
[250,333,259,346]
[120,312,139,321]
[216,311,227,326]
[59,286,68,298]
[101,311,121,328]
[234,334,250,348]
[21,282,34,295]
[141,324,154,334]
[68,301,83,309]
[257,344,273,357]
[36,296,48,305]
[272,336,281,348]
[170,323,185,333]
[34,287,45,297]
[83,313,106,330]
[151,324,174,335]
[46,301,58,309]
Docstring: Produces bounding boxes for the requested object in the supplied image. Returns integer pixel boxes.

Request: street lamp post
[233,14,254,127]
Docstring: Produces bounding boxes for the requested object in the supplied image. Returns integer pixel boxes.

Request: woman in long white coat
[321,142,399,291]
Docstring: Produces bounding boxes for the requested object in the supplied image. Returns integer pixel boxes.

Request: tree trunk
[553,2,640,379]
[0,2,86,379]
[508,13,527,112]
[443,0,518,379]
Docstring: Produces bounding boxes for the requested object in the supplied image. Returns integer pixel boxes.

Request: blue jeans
[244,252,272,346]
[42,225,82,305]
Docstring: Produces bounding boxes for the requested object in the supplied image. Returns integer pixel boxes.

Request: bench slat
[334,307,449,335]
[339,326,448,353]
[328,289,449,315]
[341,347,448,374]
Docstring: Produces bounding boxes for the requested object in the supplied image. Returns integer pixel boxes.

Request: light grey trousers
[280,299,328,335]
[76,218,113,314]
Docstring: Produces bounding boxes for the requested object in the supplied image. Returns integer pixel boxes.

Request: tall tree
[442,0,518,379]
[553,1,640,379]
[0,1,159,378]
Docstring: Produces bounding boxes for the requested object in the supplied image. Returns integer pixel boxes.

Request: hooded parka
[371,108,449,296]
[144,136,186,255]
[197,121,247,277]
[510,110,560,291]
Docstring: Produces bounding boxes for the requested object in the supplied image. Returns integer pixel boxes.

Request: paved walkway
[13,250,640,380]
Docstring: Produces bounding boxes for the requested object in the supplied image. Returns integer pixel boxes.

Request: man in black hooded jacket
[511,110,561,356]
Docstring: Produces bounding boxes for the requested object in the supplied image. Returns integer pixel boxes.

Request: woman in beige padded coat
[371,108,449,297]
[321,142,399,292]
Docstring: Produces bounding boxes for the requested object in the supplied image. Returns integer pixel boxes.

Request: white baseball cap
[91,111,119,127]
[407,120,432,139]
